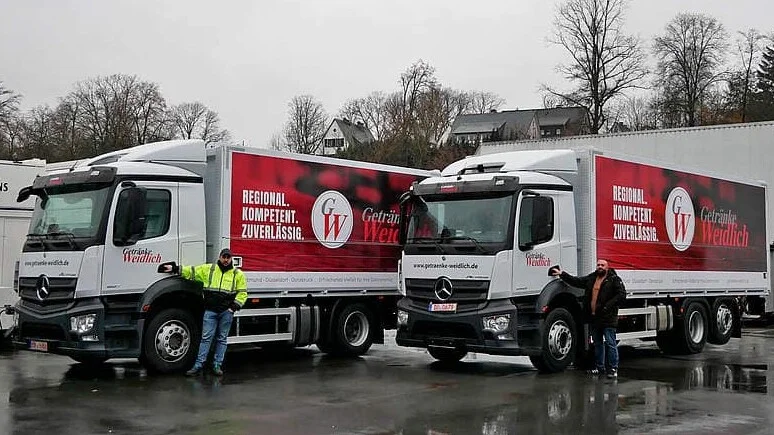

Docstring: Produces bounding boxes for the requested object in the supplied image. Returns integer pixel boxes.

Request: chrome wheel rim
[547,320,573,360]
[155,320,191,362]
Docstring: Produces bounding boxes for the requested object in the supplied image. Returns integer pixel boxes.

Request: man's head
[595,259,609,277]
[219,248,233,267]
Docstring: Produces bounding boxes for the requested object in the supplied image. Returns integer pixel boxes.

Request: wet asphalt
[3,328,774,435]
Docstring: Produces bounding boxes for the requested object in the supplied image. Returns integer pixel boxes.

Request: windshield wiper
[444,235,491,254]
[47,231,80,250]
[407,237,447,254]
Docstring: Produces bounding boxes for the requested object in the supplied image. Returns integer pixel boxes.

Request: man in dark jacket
[550,259,626,378]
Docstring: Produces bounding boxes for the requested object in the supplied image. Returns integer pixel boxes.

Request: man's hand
[550,266,563,277]
[161,264,173,273]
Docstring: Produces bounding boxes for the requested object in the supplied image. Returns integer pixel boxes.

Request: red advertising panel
[229,152,423,273]
[595,155,767,272]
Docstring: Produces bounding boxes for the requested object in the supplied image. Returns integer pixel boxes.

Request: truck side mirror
[17,186,32,203]
[114,187,147,246]
[398,192,412,246]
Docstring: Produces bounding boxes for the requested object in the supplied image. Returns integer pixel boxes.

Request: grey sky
[1,0,772,149]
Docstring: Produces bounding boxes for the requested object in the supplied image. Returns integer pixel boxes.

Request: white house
[319,118,375,156]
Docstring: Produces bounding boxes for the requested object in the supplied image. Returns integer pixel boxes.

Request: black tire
[428,347,467,363]
[659,301,708,355]
[70,355,108,366]
[331,303,376,356]
[142,308,200,373]
[708,298,735,345]
[530,307,577,373]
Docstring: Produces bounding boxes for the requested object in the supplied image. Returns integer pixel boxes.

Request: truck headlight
[70,314,96,334]
[483,314,511,334]
[397,310,409,326]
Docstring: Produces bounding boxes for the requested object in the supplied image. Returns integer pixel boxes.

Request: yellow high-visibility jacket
[180,263,247,312]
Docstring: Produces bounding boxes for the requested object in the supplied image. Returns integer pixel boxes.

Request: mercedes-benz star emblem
[36,275,50,301]
[434,277,453,301]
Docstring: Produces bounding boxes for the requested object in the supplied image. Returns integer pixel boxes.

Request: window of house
[556,128,562,135]
[324,138,345,149]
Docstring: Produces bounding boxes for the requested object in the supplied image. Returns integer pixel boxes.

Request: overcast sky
[1,0,772,148]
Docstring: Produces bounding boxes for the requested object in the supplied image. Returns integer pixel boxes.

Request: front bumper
[395,298,542,356]
[13,297,141,359]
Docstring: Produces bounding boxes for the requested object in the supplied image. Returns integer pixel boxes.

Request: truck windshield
[406,195,513,246]
[26,186,112,250]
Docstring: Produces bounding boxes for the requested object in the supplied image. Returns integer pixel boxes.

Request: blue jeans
[193,310,234,369]
[591,326,619,371]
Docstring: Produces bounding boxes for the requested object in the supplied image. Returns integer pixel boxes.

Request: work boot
[212,365,223,377]
[185,366,202,377]
[587,368,603,376]
[607,368,618,379]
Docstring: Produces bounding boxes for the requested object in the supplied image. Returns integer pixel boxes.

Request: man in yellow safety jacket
[162,248,247,376]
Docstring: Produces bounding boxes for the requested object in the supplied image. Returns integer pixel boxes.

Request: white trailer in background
[476,121,774,316]
[0,159,46,335]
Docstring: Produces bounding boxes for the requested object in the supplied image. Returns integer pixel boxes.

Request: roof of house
[450,110,536,136]
[335,118,375,145]
[450,107,587,136]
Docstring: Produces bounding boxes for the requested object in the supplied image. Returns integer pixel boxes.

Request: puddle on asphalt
[386,360,770,435]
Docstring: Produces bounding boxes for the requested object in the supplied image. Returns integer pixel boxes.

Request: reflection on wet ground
[2,332,774,434]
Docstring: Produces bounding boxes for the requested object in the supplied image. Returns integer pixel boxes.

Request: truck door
[512,190,563,293]
[102,181,179,295]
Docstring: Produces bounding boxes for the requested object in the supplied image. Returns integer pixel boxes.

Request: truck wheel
[142,308,199,373]
[667,301,708,355]
[331,303,376,356]
[428,347,467,363]
[530,308,577,373]
[708,299,734,345]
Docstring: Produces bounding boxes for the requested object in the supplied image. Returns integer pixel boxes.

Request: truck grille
[406,278,489,302]
[18,277,77,305]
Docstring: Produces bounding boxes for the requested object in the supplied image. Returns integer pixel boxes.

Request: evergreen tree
[758,44,774,94]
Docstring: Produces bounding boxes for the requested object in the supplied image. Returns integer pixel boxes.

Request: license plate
[429,303,457,312]
[29,340,48,352]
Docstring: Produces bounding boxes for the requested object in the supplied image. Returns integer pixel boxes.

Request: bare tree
[392,60,438,137]
[170,101,230,145]
[170,102,207,139]
[339,91,389,140]
[736,29,766,121]
[415,87,473,144]
[610,94,659,131]
[545,0,647,133]
[269,131,285,151]
[131,81,173,144]
[469,91,506,114]
[283,95,328,154]
[653,13,728,127]
[0,81,21,123]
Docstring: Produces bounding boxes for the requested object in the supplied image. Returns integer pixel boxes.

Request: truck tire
[660,301,708,355]
[708,298,735,345]
[142,308,200,373]
[428,347,467,363]
[530,308,577,373]
[331,303,376,356]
